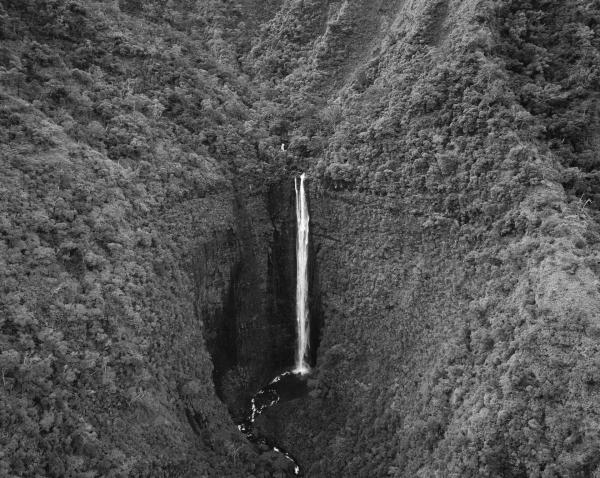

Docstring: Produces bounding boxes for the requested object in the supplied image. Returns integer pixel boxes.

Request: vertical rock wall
[197,179,323,419]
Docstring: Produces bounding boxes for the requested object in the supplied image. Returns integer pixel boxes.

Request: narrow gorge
[235,173,314,476]
[2,0,600,477]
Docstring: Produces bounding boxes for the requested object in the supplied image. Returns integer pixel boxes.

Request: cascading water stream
[238,371,304,475]
[294,173,310,375]
[237,174,311,476]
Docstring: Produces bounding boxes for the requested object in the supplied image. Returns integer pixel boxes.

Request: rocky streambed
[237,371,309,476]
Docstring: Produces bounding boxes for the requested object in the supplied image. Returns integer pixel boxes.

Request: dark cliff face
[266,180,298,372]
[197,182,295,419]
[199,178,323,419]
[3,0,600,477]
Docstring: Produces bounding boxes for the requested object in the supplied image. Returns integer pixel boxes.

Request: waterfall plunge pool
[237,371,308,476]
[236,174,313,476]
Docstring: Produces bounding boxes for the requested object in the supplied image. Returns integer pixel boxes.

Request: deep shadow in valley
[198,177,322,420]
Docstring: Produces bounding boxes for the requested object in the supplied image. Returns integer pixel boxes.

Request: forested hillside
[2,0,600,477]
[0,1,292,476]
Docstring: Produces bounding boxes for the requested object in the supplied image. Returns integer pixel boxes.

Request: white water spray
[294,173,310,375]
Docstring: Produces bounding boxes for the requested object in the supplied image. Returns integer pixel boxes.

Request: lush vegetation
[0,0,294,476]
[249,0,600,477]
[2,0,600,477]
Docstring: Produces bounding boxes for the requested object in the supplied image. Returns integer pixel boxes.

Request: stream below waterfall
[236,174,311,476]
[237,371,307,476]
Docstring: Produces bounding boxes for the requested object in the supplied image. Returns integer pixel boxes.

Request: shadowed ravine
[236,174,313,475]
[237,371,308,475]
[5,1,600,476]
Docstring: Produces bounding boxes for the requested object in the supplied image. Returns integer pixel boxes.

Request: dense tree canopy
[2,0,600,477]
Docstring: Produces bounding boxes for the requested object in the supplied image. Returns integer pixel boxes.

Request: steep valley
[2,0,600,477]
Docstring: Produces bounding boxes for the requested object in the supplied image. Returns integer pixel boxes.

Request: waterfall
[294,173,310,375]
[236,175,310,476]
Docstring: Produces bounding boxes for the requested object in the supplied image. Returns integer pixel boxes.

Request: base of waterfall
[238,370,309,476]
[292,364,311,376]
